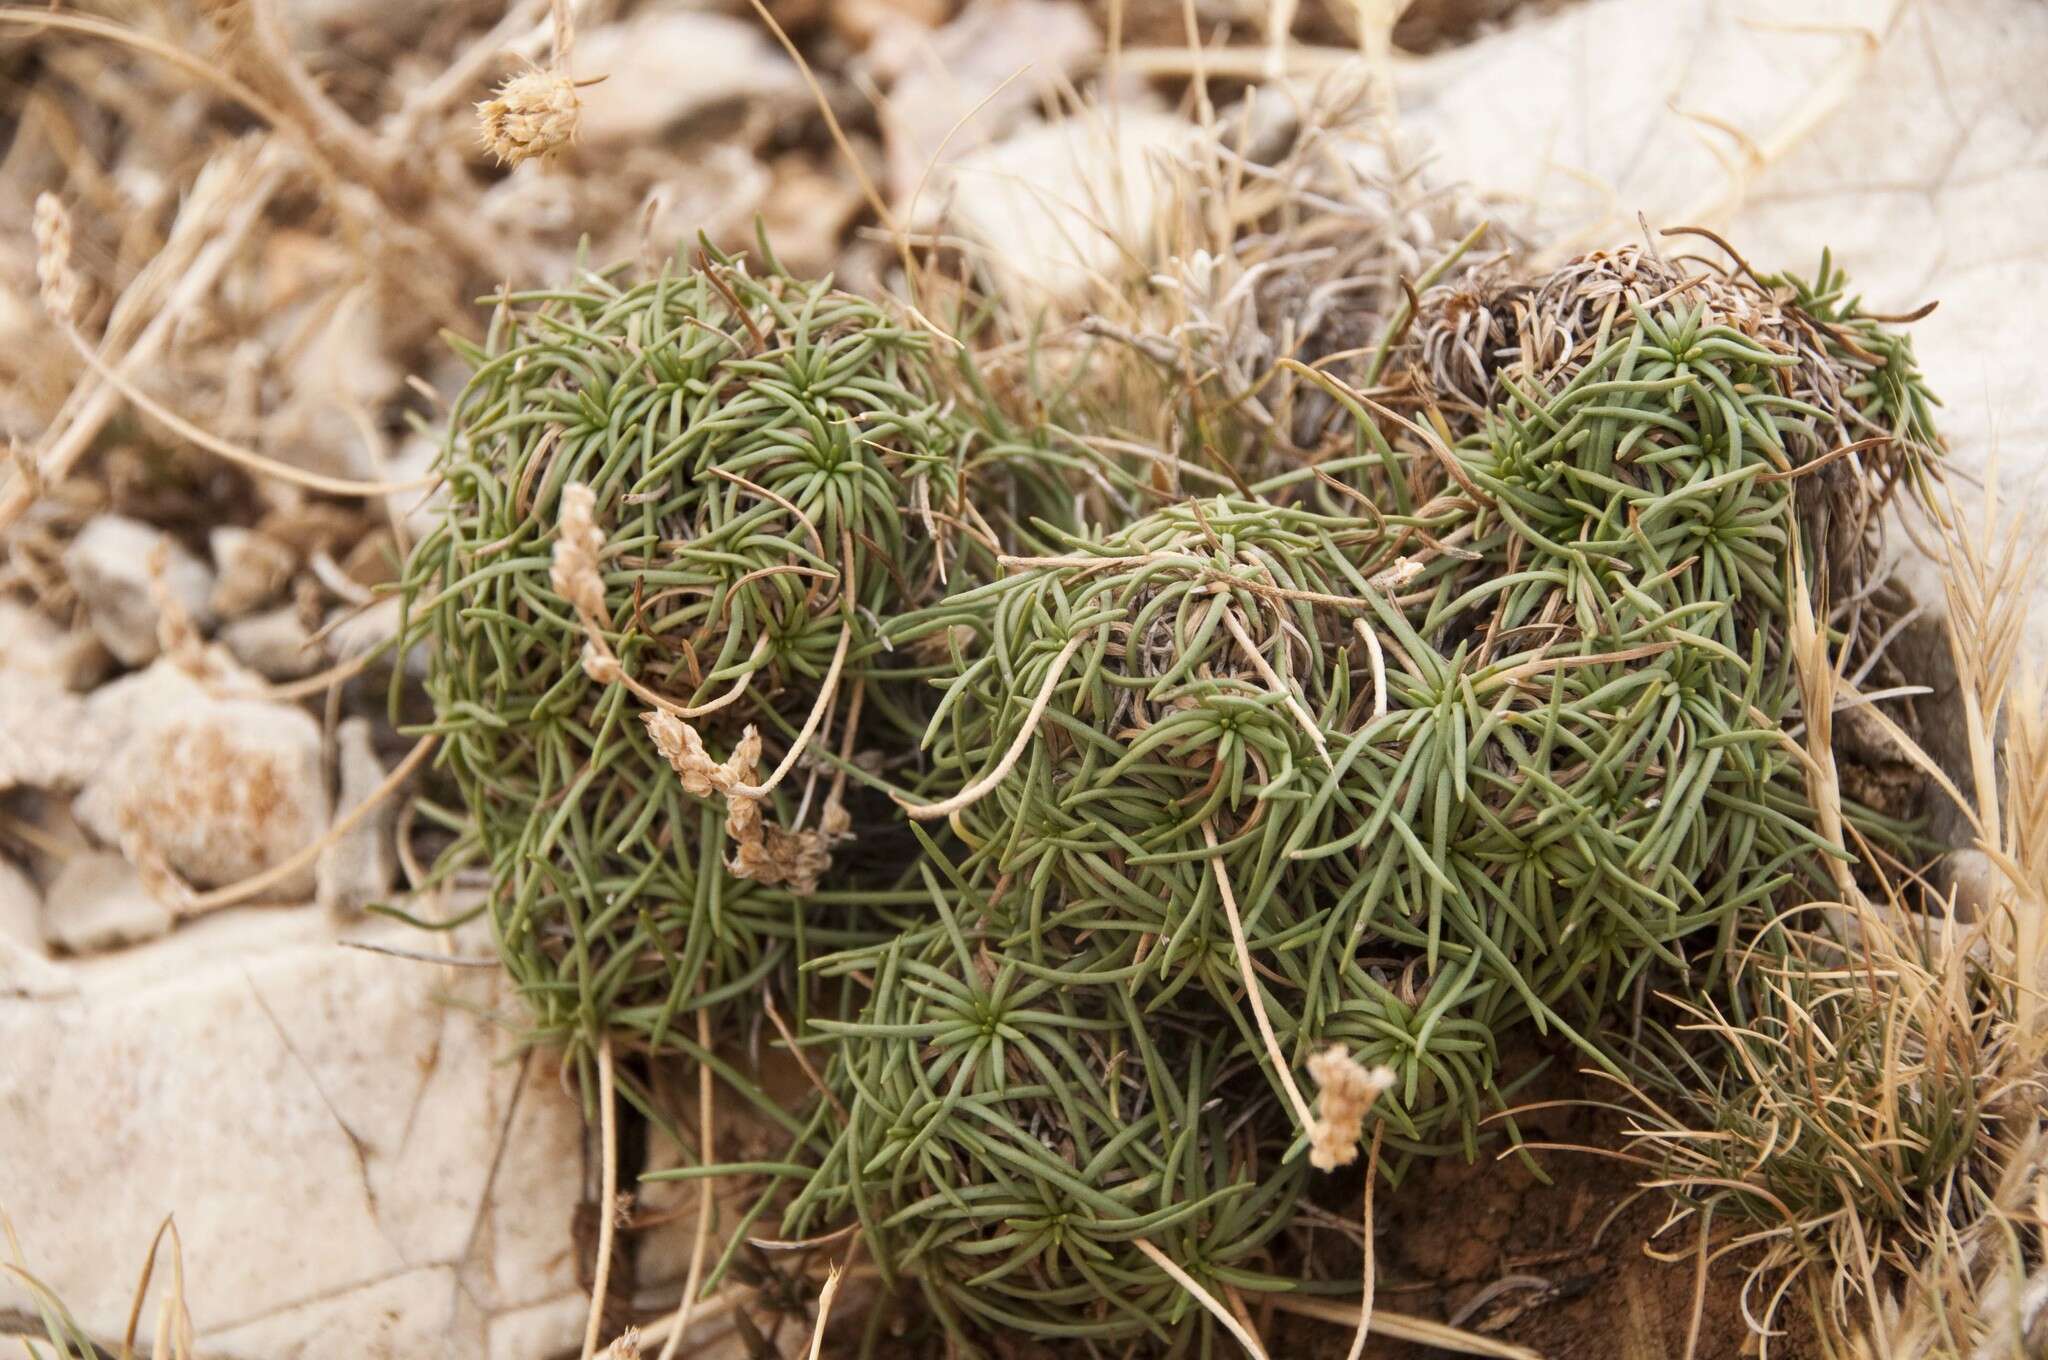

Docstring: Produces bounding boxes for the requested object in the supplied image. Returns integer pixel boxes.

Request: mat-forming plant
[404,233,1942,1351]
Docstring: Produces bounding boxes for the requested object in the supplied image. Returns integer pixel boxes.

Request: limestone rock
[205,1267,467,1359]
[209,525,298,619]
[942,109,1188,304]
[220,604,324,680]
[61,514,216,667]
[0,908,586,1351]
[878,0,1100,204]
[569,13,802,146]
[486,1295,589,1360]
[0,596,105,797]
[0,600,108,691]
[831,0,950,48]
[0,855,40,948]
[386,432,448,546]
[761,153,866,277]
[0,668,98,793]
[316,718,398,917]
[73,661,330,897]
[0,939,73,999]
[0,857,68,998]
[324,596,427,677]
[42,851,173,954]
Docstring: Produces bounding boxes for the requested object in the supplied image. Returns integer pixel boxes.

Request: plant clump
[401,244,1077,1056]
[408,229,1944,1352]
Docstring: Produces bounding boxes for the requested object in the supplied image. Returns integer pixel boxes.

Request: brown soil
[1265,1043,1817,1360]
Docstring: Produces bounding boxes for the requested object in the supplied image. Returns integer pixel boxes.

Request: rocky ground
[2,0,2045,1355]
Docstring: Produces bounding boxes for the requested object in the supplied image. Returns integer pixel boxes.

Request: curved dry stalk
[1268,1294,1542,1359]
[1204,820,1314,1132]
[1,145,282,532]
[1353,618,1389,722]
[654,1009,719,1360]
[898,632,1090,821]
[729,622,852,801]
[53,320,437,499]
[1131,1238,1269,1360]
[599,636,770,722]
[1220,603,1328,758]
[1342,1124,1386,1360]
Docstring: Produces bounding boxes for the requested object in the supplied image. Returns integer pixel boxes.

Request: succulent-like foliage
[778,898,1307,1344]
[400,246,1078,1052]
[408,237,1942,1352]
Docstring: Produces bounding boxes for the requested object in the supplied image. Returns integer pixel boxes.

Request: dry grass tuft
[1618,474,2048,1358]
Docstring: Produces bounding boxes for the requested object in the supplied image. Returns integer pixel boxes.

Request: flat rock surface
[0,907,587,1358]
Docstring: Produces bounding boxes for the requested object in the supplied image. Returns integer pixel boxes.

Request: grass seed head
[476,69,581,167]
[32,192,82,324]
[1308,1045,1397,1171]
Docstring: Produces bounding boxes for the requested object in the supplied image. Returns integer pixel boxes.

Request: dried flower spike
[641,713,758,799]
[640,713,833,893]
[32,192,81,324]
[1306,1046,1395,1171]
[476,69,580,167]
[728,822,833,896]
[550,483,607,620]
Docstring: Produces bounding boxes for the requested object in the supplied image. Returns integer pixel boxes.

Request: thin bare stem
[581,1034,618,1360]
[1132,1238,1269,1360]
[897,633,1089,820]
[1342,1124,1385,1360]
[1205,821,1314,1132]
[655,1009,719,1360]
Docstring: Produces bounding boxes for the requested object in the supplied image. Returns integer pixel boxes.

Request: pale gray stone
[74,661,329,897]
[316,718,397,917]
[569,12,801,146]
[220,604,324,680]
[62,514,215,667]
[41,851,172,953]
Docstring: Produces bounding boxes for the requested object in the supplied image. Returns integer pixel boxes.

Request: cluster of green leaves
[778,879,1308,1345]
[748,279,1938,1348]
[398,246,1087,1062]
[407,242,1941,1352]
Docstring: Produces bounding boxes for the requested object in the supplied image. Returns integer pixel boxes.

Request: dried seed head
[1305,1045,1395,1171]
[477,70,580,167]
[639,713,834,893]
[606,1326,642,1360]
[729,821,833,895]
[551,483,608,619]
[579,640,622,685]
[32,193,81,324]
[642,713,759,799]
